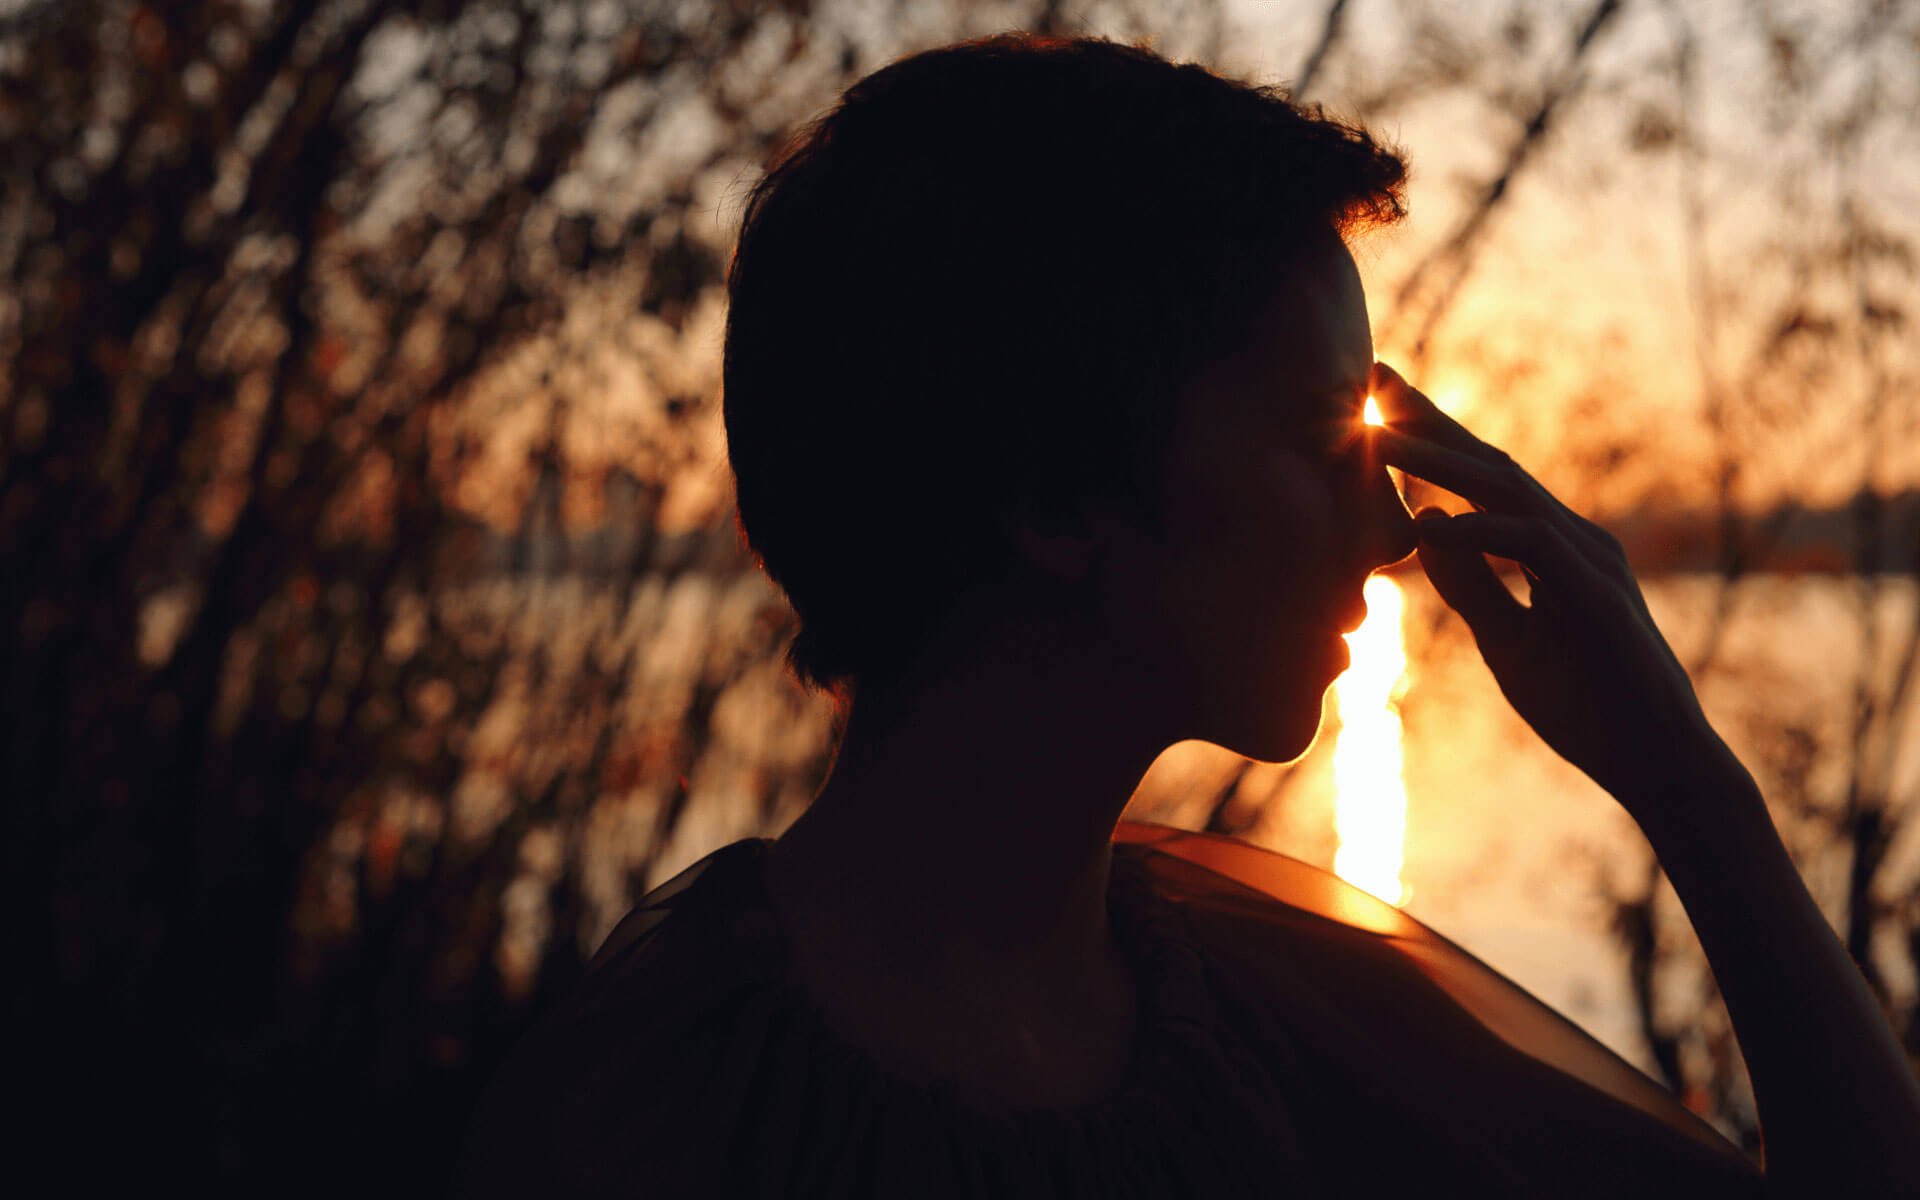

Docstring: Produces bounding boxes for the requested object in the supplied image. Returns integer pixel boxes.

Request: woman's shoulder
[1115,822,1764,1197]
[449,838,778,1199]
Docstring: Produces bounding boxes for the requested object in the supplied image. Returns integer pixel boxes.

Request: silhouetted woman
[454,33,1920,1197]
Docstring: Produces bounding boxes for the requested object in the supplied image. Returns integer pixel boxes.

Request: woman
[454,33,1920,1196]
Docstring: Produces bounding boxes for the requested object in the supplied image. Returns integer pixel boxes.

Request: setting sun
[1363,394,1384,426]
[1331,574,1411,907]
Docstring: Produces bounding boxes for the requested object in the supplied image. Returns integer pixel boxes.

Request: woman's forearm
[1625,736,1920,1196]
[1373,365,1920,1189]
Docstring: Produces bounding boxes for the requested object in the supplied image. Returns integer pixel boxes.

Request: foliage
[0,0,1223,1189]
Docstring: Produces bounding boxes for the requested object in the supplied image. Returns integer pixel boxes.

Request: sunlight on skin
[1364,392,1408,496]
[1328,394,1412,907]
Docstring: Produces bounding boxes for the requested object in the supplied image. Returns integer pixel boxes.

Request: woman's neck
[758,611,1168,1106]
[764,599,1172,1005]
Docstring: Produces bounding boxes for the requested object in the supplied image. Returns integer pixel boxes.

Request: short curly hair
[723,33,1407,696]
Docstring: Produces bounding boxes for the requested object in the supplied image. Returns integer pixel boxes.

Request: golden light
[1331,574,1411,907]
[1430,387,1470,418]
[1362,394,1384,426]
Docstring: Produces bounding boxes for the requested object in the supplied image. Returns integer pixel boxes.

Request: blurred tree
[1252,0,1918,1152]
[1381,0,1920,1152]
[1599,0,1920,1153]
[0,0,1223,1190]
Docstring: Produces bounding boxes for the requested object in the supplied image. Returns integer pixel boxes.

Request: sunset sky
[1223,0,1920,514]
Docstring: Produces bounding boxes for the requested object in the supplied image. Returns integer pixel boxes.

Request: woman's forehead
[1256,242,1372,390]
[1188,244,1373,417]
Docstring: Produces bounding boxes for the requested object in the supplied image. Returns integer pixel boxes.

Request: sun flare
[1362,394,1384,425]
[1331,575,1410,907]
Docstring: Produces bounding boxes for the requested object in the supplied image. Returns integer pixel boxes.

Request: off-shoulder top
[451,821,1764,1197]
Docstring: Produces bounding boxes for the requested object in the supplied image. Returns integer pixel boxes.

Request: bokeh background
[5,0,1918,1191]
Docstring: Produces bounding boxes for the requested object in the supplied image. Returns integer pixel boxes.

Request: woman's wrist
[1608,721,1768,854]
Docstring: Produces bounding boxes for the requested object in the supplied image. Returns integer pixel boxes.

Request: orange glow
[1331,575,1411,907]
[1428,385,1470,418]
[1362,394,1384,426]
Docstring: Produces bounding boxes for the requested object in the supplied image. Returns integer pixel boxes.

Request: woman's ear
[1002,501,1100,584]
[1010,521,1096,583]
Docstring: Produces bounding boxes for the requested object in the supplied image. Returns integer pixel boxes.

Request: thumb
[1414,509,1524,647]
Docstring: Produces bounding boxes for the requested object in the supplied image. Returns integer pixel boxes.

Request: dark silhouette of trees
[2,0,1220,1189]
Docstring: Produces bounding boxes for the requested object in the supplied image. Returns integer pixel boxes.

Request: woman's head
[723,32,1410,706]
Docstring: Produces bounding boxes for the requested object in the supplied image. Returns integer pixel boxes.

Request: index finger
[1370,421,1628,572]
[1368,425,1516,514]
[1369,361,1503,464]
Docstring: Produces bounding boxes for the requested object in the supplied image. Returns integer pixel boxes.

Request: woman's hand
[1366,362,1726,815]
[1368,362,1920,1190]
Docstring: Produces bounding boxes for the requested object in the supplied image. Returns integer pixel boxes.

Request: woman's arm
[1367,361,1920,1196]
[1627,731,1920,1196]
